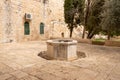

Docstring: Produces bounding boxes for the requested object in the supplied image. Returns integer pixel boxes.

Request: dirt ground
[0,41,120,80]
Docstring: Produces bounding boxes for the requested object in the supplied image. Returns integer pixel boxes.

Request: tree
[82,0,91,39]
[82,0,105,39]
[86,0,105,39]
[101,0,120,40]
[64,0,85,38]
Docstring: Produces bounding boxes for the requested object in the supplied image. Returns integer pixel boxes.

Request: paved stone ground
[0,41,120,80]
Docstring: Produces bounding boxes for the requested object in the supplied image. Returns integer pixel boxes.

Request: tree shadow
[38,51,53,60]
[77,51,86,58]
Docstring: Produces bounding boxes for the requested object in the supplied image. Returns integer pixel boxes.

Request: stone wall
[10,0,44,42]
[0,1,4,43]
[0,0,68,43]
[0,0,13,43]
[0,0,84,43]
[10,0,70,42]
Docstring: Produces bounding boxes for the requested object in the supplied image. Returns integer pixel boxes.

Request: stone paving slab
[6,77,17,80]
[19,76,39,80]
[0,74,13,80]
[10,71,28,79]
[34,71,64,80]
[0,41,120,80]
[0,63,14,74]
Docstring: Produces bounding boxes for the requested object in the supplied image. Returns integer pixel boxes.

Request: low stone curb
[76,39,120,47]
[105,40,120,47]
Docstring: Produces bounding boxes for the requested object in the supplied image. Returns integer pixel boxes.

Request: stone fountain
[46,39,77,60]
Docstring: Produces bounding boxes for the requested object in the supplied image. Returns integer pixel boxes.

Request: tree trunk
[82,0,91,39]
[87,27,94,38]
[107,30,111,40]
[70,27,73,38]
[89,33,95,39]
[82,27,86,38]
[87,31,94,39]
[87,28,97,39]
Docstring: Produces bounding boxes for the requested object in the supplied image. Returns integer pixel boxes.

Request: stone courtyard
[0,41,120,80]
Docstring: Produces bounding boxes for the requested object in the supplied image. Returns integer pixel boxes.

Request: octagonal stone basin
[46,39,78,60]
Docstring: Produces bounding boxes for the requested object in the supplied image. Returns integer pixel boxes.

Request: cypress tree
[64,0,85,38]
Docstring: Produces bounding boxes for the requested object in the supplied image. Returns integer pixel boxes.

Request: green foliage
[64,0,85,37]
[64,0,74,24]
[92,38,106,42]
[101,0,120,39]
[86,0,105,39]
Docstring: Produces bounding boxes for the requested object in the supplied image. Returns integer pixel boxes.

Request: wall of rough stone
[0,0,13,43]
[10,0,43,42]
[10,0,69,42]
[0,0,83,43]
[0,0,67,43]
[0,0,4,43]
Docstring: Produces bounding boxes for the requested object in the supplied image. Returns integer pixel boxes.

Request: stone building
[0,0,68,43]
[0,0,84,43]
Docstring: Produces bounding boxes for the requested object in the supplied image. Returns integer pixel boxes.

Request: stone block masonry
[0,0,70,43]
